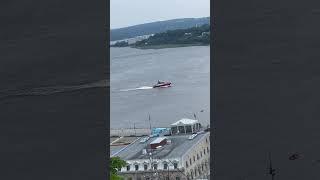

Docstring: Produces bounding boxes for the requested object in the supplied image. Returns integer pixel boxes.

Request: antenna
[148,114,152,135]
[268,152,276,180]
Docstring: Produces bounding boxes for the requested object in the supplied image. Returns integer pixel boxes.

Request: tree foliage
[133,24,210,47]
[110,156,127,180]
[111,41,129,47]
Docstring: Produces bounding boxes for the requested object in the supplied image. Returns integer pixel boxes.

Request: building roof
[114,132,209,161]
[150,137,167,144]
[170,118,199,126]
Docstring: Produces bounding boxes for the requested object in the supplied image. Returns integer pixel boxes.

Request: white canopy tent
[170,118,201,135]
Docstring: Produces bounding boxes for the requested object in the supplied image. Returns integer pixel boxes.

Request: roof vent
[188,134,198,140]
[142,149,147,155]
[140,136,150,143]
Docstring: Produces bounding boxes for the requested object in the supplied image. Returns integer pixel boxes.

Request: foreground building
[114,119,210,180]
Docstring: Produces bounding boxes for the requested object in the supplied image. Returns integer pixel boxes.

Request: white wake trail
[119,86,153,92]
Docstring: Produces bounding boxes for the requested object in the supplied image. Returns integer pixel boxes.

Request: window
[164,163,168,170]
[144,164,148,170]
[191,172,193,179]
[195,168,197,176]
[145,177,150,180]
[178,126,185,134]
[186,125,192,133]
[176,177,180,180]
[171,127,178,134]
[206,138,208,143]
[173,163,178,169]
[135,164,139,171]
[197,154,199,160]
[204,149,206,155]
[193,156,195,162]
[202,164,204,171]
[207,147,209,153]
[200,152,202,157]
[189,158,192,165]
[126,165,130,171]
[153,163,158,170]
[186,161,189,168]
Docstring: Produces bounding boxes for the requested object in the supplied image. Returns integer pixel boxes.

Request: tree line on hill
[110,17,210,41]
[111,24,210,48]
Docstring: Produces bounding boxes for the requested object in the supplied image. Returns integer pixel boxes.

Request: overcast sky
[111,0,210,29]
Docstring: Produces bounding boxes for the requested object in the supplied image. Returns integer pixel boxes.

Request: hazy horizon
[111,0,210,29]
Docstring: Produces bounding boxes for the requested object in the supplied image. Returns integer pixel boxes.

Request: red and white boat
[153,81,172,88]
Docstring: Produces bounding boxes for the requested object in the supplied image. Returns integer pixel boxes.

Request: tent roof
[170,118,199,126]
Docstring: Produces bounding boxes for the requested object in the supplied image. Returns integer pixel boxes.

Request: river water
[110,46,210,129]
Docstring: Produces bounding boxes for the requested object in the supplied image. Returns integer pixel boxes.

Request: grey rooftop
[115,132,209,160]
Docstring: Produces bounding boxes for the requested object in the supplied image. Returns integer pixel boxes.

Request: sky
[110,0,210,29]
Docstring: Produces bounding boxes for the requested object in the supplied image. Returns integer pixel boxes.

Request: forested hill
[110,17,210,41]
[134,24,210,48]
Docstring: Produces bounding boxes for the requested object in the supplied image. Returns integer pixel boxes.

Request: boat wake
[0,80,108,100]
[119,86,153,92]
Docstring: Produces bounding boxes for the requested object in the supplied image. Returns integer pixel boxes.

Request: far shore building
[114,118,210,180]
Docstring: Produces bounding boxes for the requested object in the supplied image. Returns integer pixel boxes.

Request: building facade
[116,119,210,180]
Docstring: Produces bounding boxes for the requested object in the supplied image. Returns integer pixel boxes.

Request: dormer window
[126,165,130,171]
[163,163,168,170]
[153,163,158,170]
[173,162,178,169]
[135,164,139,171]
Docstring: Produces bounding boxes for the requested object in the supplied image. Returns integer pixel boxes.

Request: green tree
[110,156,127,180]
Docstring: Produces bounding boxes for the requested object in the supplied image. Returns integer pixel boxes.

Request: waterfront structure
[115,119,210,180]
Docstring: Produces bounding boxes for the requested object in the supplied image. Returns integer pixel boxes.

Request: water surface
[111,46,210,129]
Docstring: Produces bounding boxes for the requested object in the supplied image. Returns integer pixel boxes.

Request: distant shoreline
[111,44,209,50]
[134,43,209,49]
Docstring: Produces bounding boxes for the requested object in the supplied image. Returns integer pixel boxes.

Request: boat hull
[153,82,172,88]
